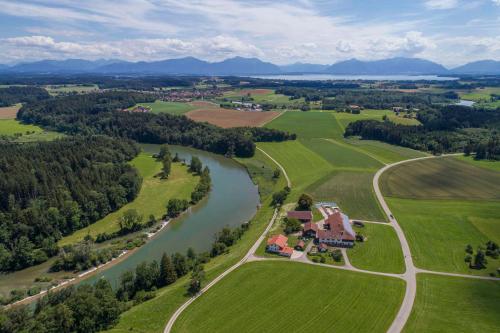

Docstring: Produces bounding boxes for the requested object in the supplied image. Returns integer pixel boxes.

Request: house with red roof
[287,210,313,223]
[266,234,293,257]
[317,211,355,248]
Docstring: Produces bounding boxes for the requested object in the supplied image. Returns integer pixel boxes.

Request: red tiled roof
[287,211,313,220]
[319,243,328,249]
[280,246,294,255]
[319,211,355,241]
[303,222,318,232]
[267,234,288,248]
[297,240,305,247]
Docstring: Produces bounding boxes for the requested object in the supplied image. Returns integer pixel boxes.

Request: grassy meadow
[404,274,500,333]
[348,223,405,273]
[135,100,197,115]
[59,154,199,245]
[172,261,405,333]
[454,155,500,172]
[387,198,500,276]
[45,84,99,95]
[345,139,428,164]
[0,119,62,142]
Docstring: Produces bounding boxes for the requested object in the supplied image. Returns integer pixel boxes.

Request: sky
[0,0,499,67]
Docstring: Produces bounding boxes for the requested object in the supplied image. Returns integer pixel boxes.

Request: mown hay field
[172,261,405,333]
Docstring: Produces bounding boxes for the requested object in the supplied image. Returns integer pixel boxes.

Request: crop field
[307,171,386,221]
[333,109,390,130]
[135,100,196,115]
[387,198,500,276]
[224,89,301,106]
[172,261,405,333]
[226,88,273,96]
[302,138,383,170]
[265,111,343,139]
[404,274,500,333]
[186,107,279,128]
[459,87,500,101]
[381,157,500,200]
[345,139,428,164]
[0,103,21,119]
[59,154,198,245]
[348,224,405,273]
[106,150,283,333]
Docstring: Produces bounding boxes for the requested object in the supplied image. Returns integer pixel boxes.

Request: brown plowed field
[186,108,280,128]
[0,105,21,119]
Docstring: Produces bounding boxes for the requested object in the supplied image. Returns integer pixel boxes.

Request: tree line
[0,86,50,107]
[345,105,500,159]
[0,136,142,272]
[17,92,295,158]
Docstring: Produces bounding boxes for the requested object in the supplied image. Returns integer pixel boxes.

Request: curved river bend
[86,144,259,287]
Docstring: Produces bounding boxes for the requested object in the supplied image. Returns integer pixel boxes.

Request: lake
[84,144,260,287]
[250,74,458,81]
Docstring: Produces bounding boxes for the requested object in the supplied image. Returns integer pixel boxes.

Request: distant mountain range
[0,56,499,76]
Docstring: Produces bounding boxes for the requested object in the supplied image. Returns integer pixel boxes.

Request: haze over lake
[250,74,458,81]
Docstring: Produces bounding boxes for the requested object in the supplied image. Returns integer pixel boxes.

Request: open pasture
[59,154,198,245]
[301,138,382,170]
[45,84,98,95]
[349,223,405,273]
[226,88,273,96]
[346,139,428,164]
[308,171,386,221]
[387,198,500,275]
[455,155,500,172]
[381,157,500,200]
[172,261,405,333]
[404,274,500,333]
[0,119,43,136]
[136,100,196,115]
[186,107,280,128]
[265,111,343,139]
[0,103,21,119]
[257,140,333,198]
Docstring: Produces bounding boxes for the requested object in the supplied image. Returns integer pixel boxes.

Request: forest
[345,105,500,159]
[0,136,142,272]
[0,86,50,107]
[17,92,295,157]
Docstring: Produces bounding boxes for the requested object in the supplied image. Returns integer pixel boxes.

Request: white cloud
[492,0,500,5]
[423,0,459,9]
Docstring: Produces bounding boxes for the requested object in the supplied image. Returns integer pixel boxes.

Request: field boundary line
[256,147,291,188]
[260,110,286,127]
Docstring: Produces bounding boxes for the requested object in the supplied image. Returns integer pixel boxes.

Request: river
[85,144,260,287]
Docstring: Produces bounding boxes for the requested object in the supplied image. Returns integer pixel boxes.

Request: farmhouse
[317,211,355,248]
[287,210,313,223]
[295,240,305,251]
[302,222,318,238]
[266,234,293,257]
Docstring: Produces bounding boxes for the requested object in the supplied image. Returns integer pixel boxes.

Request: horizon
[0,1,499,67]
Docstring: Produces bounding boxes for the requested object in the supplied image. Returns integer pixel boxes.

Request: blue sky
[0,0,499,67]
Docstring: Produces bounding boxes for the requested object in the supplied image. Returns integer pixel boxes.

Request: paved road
[164,208,279,333]
[256,147,291,188]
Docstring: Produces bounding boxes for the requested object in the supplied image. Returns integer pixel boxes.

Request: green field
[106,147,283,333]
[172,261,405,333]
[135,100,197,115]
[455,155,500,172]
[302,138,383,170]
[257,140,333,198]
[0,119,62,142]
[265,111,343,139]
[346,139,428,164]
[388,198,500,276]
[307,171,386,221]
[404,274,500,333]
[381,157,500,200]
[60,154,198,245]
[45,84,99,95]
[224,89,302,106]
[348,224,405,273]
